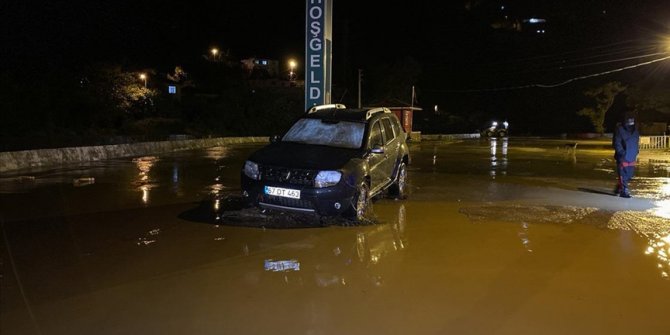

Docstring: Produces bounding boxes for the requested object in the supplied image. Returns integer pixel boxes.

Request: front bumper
[241,175,357,216]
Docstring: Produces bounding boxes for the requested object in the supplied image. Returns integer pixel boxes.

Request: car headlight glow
[243,161,260,180]
[314,170,342,188]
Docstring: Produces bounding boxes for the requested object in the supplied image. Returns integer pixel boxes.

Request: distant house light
[168,85,177,94]
[526,18,546,24]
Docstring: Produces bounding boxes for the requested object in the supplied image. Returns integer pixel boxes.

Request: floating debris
[137,237,156,246]
[73,177,95,187]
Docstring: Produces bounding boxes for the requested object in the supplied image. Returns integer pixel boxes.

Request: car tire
[498,130,507,137]
[486,130,495,137]
[388,162,407,199]
[345,182,369,222]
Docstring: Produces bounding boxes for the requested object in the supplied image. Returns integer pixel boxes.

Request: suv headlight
[243,161,260,180]
[314,170,342,188]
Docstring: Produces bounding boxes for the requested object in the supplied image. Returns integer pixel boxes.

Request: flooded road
[2,139,670,334]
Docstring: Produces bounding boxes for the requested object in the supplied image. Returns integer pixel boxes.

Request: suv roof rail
[307,104,347,114]
[365,107,391,120]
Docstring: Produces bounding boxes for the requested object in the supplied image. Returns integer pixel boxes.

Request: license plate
[264,259,300,272]
[265,186,301,199]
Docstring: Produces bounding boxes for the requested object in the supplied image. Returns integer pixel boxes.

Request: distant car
[241,104,410,222]
[480,121,509,137]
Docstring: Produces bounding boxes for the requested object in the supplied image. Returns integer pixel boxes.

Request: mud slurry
[458,199,670,281]
[459,204,599,225]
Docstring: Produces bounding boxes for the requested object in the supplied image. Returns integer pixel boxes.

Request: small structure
[366,99,422,140]
[241,58,280,78]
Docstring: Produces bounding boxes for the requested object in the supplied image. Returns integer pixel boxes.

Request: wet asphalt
[1,138,670,334]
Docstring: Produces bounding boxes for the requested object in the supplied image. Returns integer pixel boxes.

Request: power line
[536,55,670,88]
[426,54,670,93]
[466,49,662,79]
[426,40,654,70]
[555,52,667,69]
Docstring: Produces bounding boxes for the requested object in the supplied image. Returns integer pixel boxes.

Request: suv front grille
[261,195,314,210]
[261,166,316,186]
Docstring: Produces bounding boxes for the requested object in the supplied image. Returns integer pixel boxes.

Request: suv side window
[381,118,396,142]
[368,121,384,148]
[391,116,402,135]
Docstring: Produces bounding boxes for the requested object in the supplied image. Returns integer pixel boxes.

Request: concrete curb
[420,133,481,141]
[0,137,269,173]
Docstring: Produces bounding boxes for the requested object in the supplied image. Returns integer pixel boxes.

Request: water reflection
[141,185,151,204]
[645,233,670,279]
[206,146,230,161]
[170,162,187,197]
[611,205,670,280]
[132,156,159,205]
[652,199,670,219]
[253,204,408,288]
[517,222,533,253]
[648,160,670,178]
[489,138,508,178]
[207,146,230,211]
[647,178,670,279]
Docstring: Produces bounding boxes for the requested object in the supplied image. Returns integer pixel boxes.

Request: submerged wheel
[388,162,407,199]
[345,182,369,222]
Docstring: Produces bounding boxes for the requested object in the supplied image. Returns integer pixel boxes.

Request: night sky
[2,0,670,131]
[5,1,668,69]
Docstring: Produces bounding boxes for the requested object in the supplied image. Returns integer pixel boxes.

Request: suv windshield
[282,118,365,149]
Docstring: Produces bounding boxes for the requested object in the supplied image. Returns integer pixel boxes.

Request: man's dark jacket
[613,124,640,163]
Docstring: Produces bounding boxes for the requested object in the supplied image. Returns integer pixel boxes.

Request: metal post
[358,69,362,108]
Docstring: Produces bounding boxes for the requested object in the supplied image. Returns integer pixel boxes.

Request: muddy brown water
[1,139,669,334]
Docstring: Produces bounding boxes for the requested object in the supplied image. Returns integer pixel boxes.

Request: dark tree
[577,81,627,134]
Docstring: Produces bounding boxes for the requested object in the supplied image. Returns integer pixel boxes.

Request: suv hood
[249,142,363,170]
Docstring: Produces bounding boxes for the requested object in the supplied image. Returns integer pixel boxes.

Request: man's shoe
[620,192,632,198]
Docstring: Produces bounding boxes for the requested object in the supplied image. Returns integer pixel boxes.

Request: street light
[211,48,219,61]
[288,60,297,80]
[139,73,147,88]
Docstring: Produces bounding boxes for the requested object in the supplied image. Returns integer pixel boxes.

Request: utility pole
[358,69,363,108]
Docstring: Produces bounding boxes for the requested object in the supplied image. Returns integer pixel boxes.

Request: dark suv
[241,104,410,221]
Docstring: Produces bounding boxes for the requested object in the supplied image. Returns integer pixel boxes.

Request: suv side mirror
[370,145,385,154]
[269,135,281,143]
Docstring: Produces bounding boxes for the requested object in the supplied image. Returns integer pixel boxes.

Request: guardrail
[640,135,669,150]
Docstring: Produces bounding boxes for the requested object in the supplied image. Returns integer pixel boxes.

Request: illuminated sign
[168,85,177,94]
[305,0,332,110]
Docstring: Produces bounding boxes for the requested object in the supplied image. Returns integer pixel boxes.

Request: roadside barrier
[0,137,268,173]
[640,136,669,150]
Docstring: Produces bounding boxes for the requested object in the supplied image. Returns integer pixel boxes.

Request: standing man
[612,114,640,198]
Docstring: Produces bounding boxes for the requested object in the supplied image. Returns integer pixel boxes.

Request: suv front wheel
[345,182,370,222]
